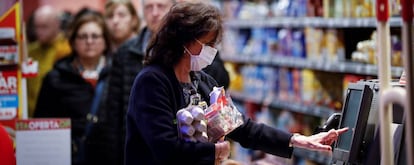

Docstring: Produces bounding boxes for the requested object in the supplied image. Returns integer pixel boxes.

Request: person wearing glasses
[125,2,348,165]
[34,9,114,165]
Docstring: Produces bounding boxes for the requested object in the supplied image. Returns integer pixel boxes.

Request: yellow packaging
[325,29,345,61]
[305,27,323,60]
[301,69,320,104]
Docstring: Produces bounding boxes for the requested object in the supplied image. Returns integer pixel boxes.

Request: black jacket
[34,55,115,165]
[108,27,148,118]
[125,64,293,165]
[106,27,148,165]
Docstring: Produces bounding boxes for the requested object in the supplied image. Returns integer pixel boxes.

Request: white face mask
[184,39,218,71]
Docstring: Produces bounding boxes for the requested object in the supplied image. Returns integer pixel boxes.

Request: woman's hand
[215,139,230,164]
[290,127,349,151]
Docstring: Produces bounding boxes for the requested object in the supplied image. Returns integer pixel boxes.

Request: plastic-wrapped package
[193,120,207,132]
[206,87,244,142]
[176,87,244,143]
[180,124,195,136]
[177,110,194,125]
[176,105,208,142]
[176,93,209,142]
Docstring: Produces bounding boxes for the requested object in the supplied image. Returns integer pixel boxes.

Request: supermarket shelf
[229,91,335,118]
[293,148,332,165]
[222,55,404,77]
[224,17,402,28]
[230,91,334,164]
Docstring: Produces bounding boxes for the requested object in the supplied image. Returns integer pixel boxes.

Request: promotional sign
[0,0,24,135]
[0,0,17,17]
[0,70,18,135]
[0,69,17,94]
[0,27,19,65]
[16,119,71,165]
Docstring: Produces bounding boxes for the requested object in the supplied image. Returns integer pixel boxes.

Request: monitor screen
[333,83,373,164]
[336,90,362,151]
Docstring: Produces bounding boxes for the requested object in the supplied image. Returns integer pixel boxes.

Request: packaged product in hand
[176,94,209,142]
[205,87,244,142]
[176,87,244,143]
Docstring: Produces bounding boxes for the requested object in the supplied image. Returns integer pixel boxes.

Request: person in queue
[27,5,71,117]
[104,0,141,53]
[105,0,176,163]
[124,2,348,165]
[34,9,115,165]
[107,3,230,162]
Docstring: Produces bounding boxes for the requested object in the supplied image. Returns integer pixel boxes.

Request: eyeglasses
[76,33,103,41]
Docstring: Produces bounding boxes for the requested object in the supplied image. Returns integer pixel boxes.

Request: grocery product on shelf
[216,0,402,164]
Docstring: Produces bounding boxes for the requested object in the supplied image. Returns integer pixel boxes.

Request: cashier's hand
[290,127,349,151]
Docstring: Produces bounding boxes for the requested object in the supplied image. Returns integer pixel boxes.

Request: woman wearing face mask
[125,2,348,165]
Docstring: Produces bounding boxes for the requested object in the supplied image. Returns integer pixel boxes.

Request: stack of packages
[176,87,244,143]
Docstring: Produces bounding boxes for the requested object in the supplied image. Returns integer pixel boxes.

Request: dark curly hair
[143,2,223,67]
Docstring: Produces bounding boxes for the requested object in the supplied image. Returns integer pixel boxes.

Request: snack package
[176,94,209,142]
[205,87,244,142]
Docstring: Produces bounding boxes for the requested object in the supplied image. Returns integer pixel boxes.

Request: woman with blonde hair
[105,0,141,52]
